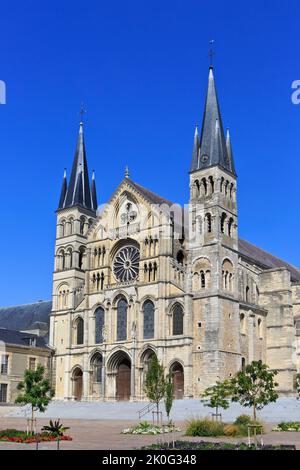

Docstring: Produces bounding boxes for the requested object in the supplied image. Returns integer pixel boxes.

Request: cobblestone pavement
[0,418,299,450]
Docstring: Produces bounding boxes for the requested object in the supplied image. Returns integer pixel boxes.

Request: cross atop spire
[79,102,86,123]
[190,66,236,176]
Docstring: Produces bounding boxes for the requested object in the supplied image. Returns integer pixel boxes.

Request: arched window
[173,304,184,335]
[75,317,84,345]
[67,248,73,269]
[80,216,86,235]
[209,176,214,193]
[117,298,127,341]
[201,178,207,196]
[95,307,105,343]
[228,218,234,237]
[60,250,66,270]
[222,259,234,291]
[221,212,227,234]
[143,300,155,339]
[79,246,86,270]
[245,286,250,303]
[195,180,200,197]
[241,357,246,371]
[200,271,205,288]
[60,220,66,237]
[205,213,212,233]
[69,217,74,235]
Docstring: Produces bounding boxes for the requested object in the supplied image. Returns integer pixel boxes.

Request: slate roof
[239,239,300,283]
[190,67,236,176]
[0,301,52,331]
[0,328,50,349]
[58,122,97,212]
[127,178,174,207]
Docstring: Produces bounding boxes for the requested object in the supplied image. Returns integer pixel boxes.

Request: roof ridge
[0,300,52,310]
[127,178,174,206]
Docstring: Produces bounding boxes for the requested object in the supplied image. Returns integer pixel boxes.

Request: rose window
[113,246,140,282]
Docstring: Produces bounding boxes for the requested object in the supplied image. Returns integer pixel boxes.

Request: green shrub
[185,419,225,437]
[0,429,28,438]
[273,422,300,432]
[234,414,252,426]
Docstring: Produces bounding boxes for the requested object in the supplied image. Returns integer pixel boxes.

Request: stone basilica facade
[50,67,300,401]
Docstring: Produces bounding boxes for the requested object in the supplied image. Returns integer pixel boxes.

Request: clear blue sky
[0,0,299,306]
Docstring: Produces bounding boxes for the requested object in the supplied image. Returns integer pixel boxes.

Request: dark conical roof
[61,121,96,211]
[58,169,67,209]
[91,170,98,211]
[190,67,236,176]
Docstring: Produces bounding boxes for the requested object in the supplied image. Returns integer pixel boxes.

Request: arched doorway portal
[170,362,184,399]
[73,367,83,401]
[107,350,131,401]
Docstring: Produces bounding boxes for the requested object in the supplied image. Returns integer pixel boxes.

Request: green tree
[165,373,174,424]
[144,356,166,423]
[201,379,232,419]
[231,360,278,422]
[15,364,54,433]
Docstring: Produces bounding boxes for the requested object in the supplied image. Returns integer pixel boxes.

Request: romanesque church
[1,66,300,403]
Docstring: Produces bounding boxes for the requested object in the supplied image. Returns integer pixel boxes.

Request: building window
[117,298,128,341]
[0,355,8,375]
[29,357,36,371]
[173,304,184,335]
[0,384,7,403]
[205,213,212,233]
[75,317,84,345]
[143,300,155,339]
[95,307,105,344]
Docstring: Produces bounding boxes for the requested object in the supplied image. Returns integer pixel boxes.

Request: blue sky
[0,0,299,306]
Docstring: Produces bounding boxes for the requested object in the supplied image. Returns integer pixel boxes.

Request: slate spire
[226,128,236,175]
[190,67,236,176]
[61,121,96,211]
[58,168,67,209]
[91,170,98,211]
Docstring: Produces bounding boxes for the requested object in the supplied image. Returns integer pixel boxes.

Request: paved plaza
[4,397,300,422]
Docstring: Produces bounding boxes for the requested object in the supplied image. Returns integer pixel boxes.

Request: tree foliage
[201,380,232,416]
[230,360,278,421]
[144,356,166,413]
[165,373,174,422]
[15,364,54,431]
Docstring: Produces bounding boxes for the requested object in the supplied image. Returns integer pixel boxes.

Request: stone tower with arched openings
[188,66,241,389]
[50,121,98,399]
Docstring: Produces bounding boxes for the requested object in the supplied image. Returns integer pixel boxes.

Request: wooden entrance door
[172,364,184,399]
[73,369,83,401]
[116,362,131,401]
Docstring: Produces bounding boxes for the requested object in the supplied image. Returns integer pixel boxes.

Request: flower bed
[273,422,300,432]
[0,429,72,444]
[142,440,296,451]
[122,421,180,435]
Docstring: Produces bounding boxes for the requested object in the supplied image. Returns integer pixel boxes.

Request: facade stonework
[50,67,300,401]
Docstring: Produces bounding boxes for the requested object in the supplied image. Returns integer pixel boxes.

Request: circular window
[113,246,140,282]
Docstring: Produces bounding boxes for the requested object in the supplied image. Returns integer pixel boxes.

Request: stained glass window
[143,300,154,339]
[76,317,84,344]
[117,298,127,341]
[95,307,105,343]
[173,304,184,335]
